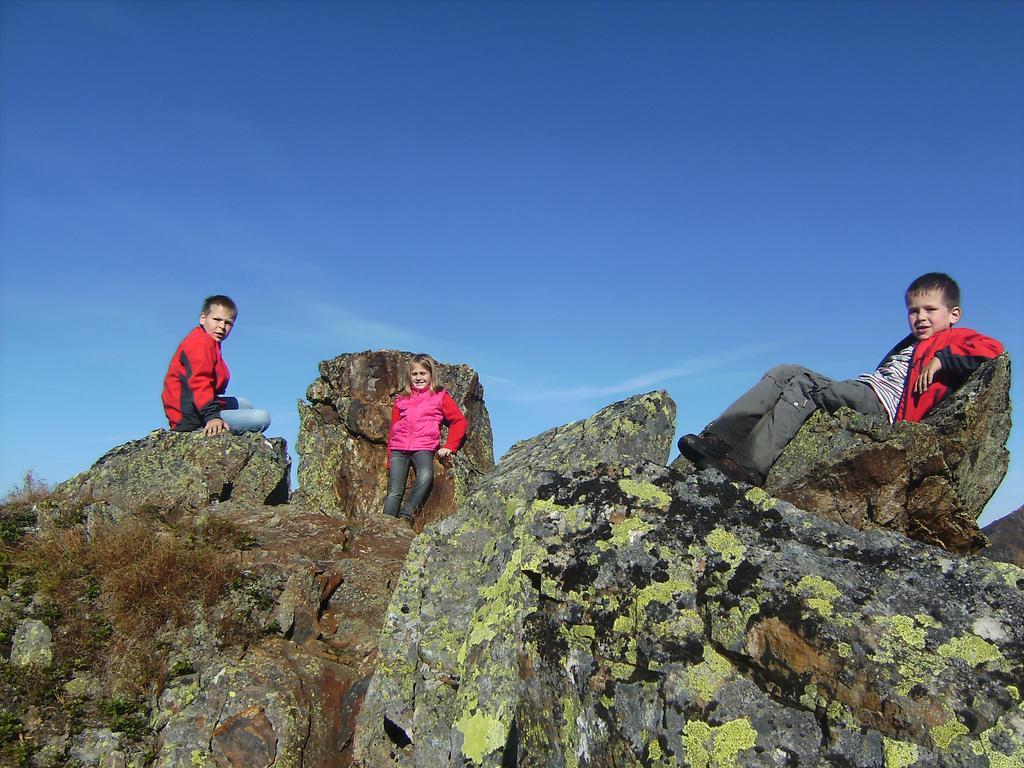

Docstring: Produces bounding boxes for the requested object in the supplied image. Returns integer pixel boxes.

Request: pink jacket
[388,389,467,453]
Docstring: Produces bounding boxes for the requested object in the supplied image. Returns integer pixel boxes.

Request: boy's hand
[204,418,229,436]
[437,448,453,459]
[915,358,942,394]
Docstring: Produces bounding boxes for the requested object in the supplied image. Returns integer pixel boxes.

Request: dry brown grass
[18,516,240,694]
[1,471,51,507]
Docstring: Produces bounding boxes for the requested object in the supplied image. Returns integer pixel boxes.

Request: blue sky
[1,1,1021,525]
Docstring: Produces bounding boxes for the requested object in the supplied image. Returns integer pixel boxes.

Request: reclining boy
[678,273,1004,485]
[161,295,271,436]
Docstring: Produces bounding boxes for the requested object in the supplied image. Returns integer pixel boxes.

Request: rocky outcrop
[764,354,1012,554]
[296,350,494,526]
[51,430,290,521]
[352,390,1023,768]
[149,500,416,767]
[982,505,1024,567]
[353,391,679,766]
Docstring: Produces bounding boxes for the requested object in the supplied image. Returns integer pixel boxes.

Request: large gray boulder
[295,350,494,526]
[351,388,1023,767]
[52,430,290,521]
[765,354,1012,554]
[353,390,678,766]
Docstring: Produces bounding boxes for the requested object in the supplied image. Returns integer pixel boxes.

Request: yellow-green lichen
[870,614,945,696]
[744,487,778,512]
[531,497,567,515]
[705,528,745,568]
[648,737,663,760]
[637,576,693,613]
[936,633,1005,667]
[455,710,507,764]
[459,549,525,665]
[560,694,581,768]
[618,478,672,509]
[795,575,842,618]
[687,645,734,703]
[610,661,635,680]
[882,737,919,768]
[931,715,968,749]
[989,560,1024,589]
[561,624,596,645]
[837,642,852,659]
[613,615,635,634]
[682,717,757,768]
[597,516,653,551]
[1008,685,1020,701]
[975,716,1024,768]
[877,615,928,649]
[826,700,846,724]
[799,683,818,710]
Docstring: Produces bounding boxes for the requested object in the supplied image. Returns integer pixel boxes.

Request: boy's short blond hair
[906,273,960,309]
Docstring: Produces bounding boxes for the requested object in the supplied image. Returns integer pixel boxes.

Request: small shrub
[2,471,50,507]
[101,697,149,741]
[0,709,23,742]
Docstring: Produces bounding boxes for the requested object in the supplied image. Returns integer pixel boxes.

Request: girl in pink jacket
[383,354,467,524]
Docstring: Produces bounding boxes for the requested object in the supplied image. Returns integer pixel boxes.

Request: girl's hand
[915,358,942,394]
[437,448,453,459]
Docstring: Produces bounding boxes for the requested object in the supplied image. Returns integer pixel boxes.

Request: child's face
[906,289,960,341]
[199,305,237,343]
[409,363,432,391]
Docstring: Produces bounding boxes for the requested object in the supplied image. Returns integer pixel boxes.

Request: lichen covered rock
[351,390,1022,768]
[353,390,679,766]
[9,618,53,668]
[296,350,494,524]
[51,430,290,520]
[766,354,1012,554]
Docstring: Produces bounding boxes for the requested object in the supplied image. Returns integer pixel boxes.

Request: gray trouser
[708,365,884,476]
[383,450,435,519]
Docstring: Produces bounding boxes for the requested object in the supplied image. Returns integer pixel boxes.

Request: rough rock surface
[764,354,1012,554]
[353,391,679,766]
[296,350,494,525]
[982,505,1024,567]
[352,390,1023,768]
[149,501,416,768]
[51,430,290,520]
[9,618,53,668]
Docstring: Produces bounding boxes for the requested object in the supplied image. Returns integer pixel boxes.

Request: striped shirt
[858,344,914,422]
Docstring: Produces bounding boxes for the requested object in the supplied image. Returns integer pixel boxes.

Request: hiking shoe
[678,432,731,463]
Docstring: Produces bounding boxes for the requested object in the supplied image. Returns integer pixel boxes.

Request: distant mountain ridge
[983,504,1024,567]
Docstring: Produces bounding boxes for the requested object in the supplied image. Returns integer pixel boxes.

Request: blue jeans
[219,396,271,434]
[383,450,434,520]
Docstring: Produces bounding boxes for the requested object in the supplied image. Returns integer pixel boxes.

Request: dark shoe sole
[678,433,730,463]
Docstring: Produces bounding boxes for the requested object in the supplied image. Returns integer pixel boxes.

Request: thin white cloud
[483,342,784,403]
[303,302,430,349]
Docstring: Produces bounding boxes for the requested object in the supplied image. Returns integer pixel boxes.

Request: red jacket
[162,326,230,431]
[388,389,467,453]
[891,327,1004,422]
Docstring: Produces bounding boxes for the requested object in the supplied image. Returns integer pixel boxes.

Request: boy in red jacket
[678,273,1003,485]
[161,295,271,436]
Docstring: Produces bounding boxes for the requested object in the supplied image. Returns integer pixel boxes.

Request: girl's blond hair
[400,353,442,395]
